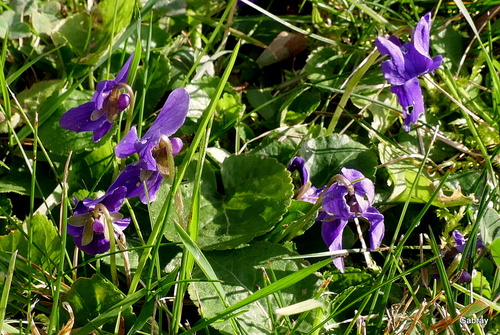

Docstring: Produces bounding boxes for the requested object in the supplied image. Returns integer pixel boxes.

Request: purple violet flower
[60,53,134,142]
[67,186,130,255]
[452,230,484,253]
[111,88,190,203]
[433,230,485,283]
[317,168,384,272]
[375,13,442,131]
[287,157,324,203]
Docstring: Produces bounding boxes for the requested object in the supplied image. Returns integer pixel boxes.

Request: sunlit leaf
[62,275,136,330]
[300,134,378,186]
[480,208,500,247]
[155,155,294,250]
[188,242,323,334]
[0,213,60,272]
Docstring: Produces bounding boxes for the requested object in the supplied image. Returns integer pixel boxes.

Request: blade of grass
[73,288,147,335]
[171,121,216,332]
[127,40,241,295]
[428,226,461,334]
[47,152,72,335]
[325,49,379,134]
[0,34,12,150]
[136,12,152,138]
[238,0,340,47]
[174,222,243,334]
[180,0,236,87]
[452,283,500,313]
[26,113,38,333]
[307,256,439,334]
[0,251,18,332]
[126,269,179,335]
[373,128,449,330]
[181,257,334,335]
[454,0,500,121]
[15,75,88,143]
[6,45,65,85]
[345,0,397,31]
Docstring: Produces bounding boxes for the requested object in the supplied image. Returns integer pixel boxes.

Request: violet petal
[390,77,425,131]
[115,53,134,84]
[115,126,139,158]
[360,206,385,250]
[60,102,105,132]
[412,13,431,56]
[142,88,190,141]
[322,218,349,273]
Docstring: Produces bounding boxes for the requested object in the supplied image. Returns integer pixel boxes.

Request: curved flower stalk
[60,53,135,142]
[110,88,190,203]
[375,13,442,131]
[67,186,130,255]
[317,168,384,272]
[287,157,324,203]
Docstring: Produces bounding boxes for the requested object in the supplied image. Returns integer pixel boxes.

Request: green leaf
[11,0,38,15]
[185,76,220,119]
[433,23,463,72]
[32,10,60,36]
[217,92,244,127]
[490,238,500,267]
[9,22,31,39]
[283,89,321,125]
[0,213,60,271]
[246,88,279,123]
[83,0,135,63]
[379,144,474,207]
[51,13,90,55]
[351,70,400,134]
[0,11,32,39]
[0,195,12,234]
[305,47,344,88]
[15,80,65,120]
[251,126,309,165]
[300,134,378,186]
[472,271,492,299]
[0,159,55,196]
[188,242,323,334]
[84,139,117,181]
[328,267,374,293]
[479,208,500,247]
[157,155,293,250]
[152,0,187,15]
[62,274,135,330]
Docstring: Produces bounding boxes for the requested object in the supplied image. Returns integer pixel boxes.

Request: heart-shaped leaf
[155,155,294,250]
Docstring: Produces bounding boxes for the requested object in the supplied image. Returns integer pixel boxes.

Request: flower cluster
[376,13,442,131]
[288,158,384,272]
[61,54,190,254]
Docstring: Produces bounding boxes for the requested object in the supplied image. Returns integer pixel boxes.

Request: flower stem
[97,203,118,285]
[118,232,132,286]
[353,218,379,271]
